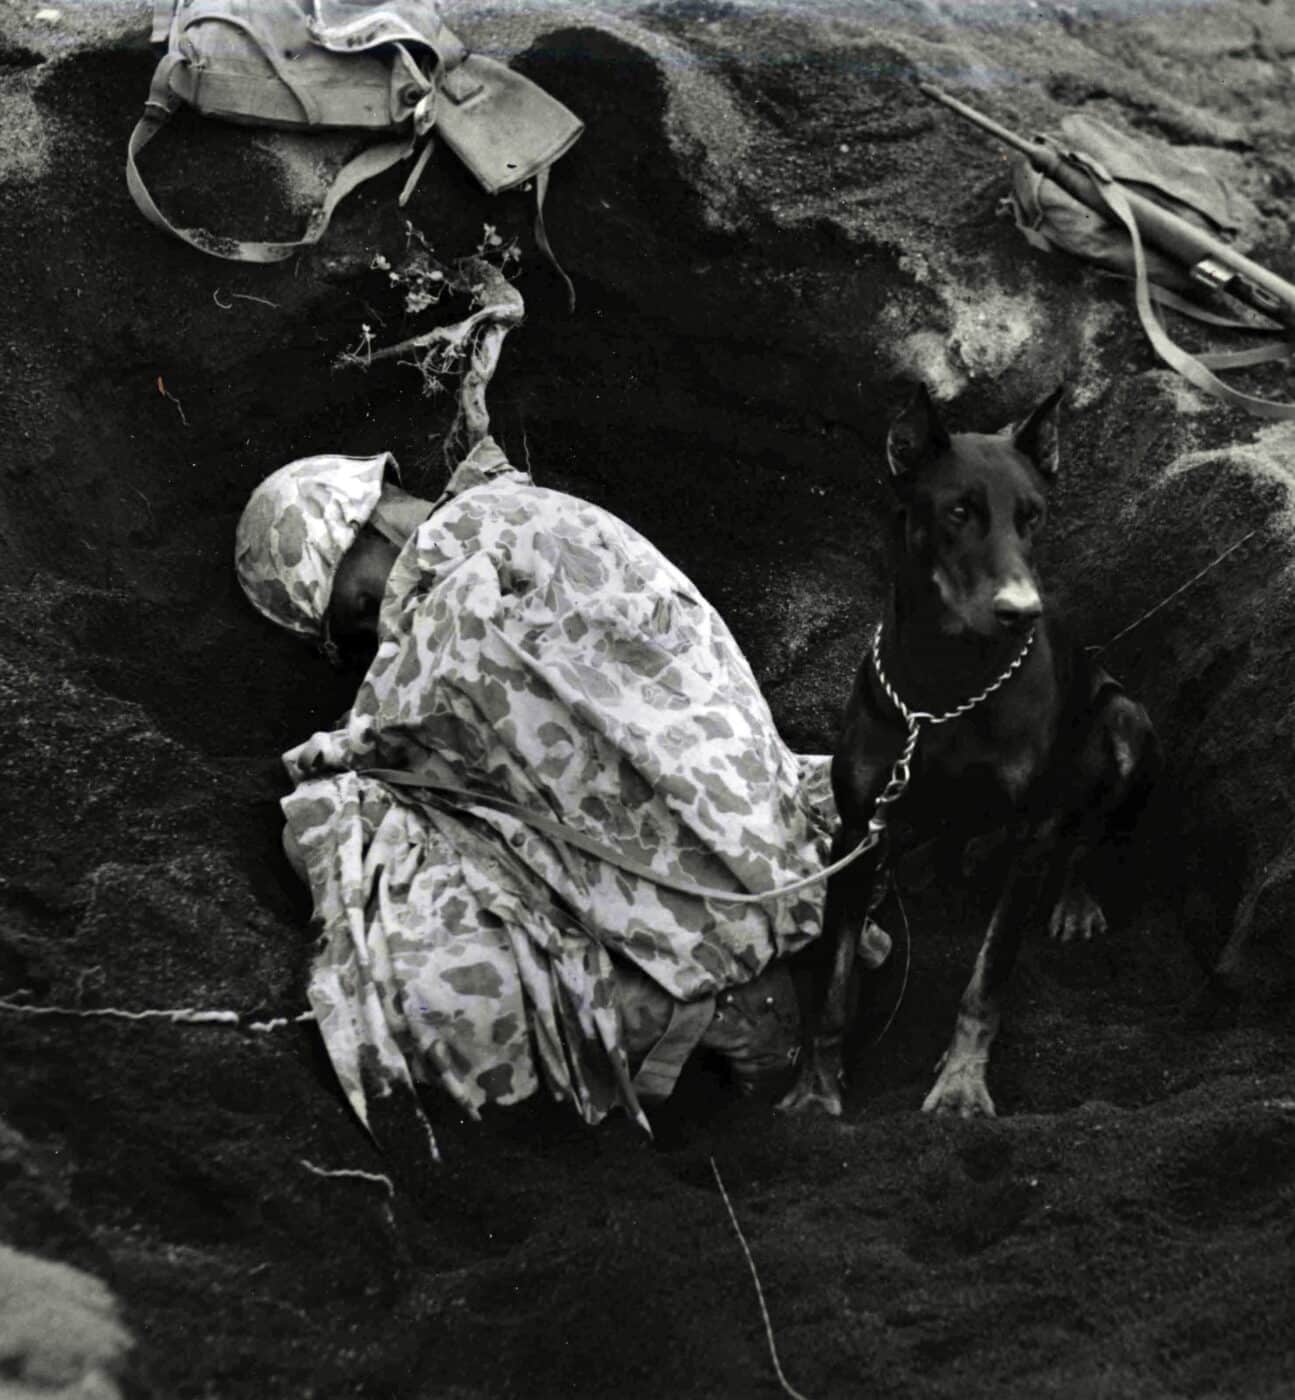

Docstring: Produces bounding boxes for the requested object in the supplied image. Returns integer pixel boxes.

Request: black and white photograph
[1,0,1293,1395]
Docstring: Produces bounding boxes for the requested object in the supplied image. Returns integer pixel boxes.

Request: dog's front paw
[1048,881,1107,943]
[922,1053,996,1118]
[776,1049,844,1117]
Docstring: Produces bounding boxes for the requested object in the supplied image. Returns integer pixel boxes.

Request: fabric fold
[283,460,836,1142]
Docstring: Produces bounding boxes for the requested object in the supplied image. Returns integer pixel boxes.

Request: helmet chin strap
[367,488,434,548]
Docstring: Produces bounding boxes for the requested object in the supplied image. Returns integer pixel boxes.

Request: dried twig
[213,289,279,310]
[127,485,156,532]
[336,323,376,370]
[299,1158,396,1198]
[337,253,524,463]
[245,1013,316,1033]
[866,889,912,1051]
[710,1158,813,1400]
[0,994,314,1034]
[360,281,521,370]
[155,375,189,426]
[447,265,525,457]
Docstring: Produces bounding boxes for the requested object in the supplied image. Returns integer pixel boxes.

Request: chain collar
[871,622,1036,728]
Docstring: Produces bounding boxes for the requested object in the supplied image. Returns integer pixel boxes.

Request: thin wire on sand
[710,1157,814,1400]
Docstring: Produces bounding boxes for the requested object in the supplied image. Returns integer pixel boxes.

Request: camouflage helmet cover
[235,452,397,639]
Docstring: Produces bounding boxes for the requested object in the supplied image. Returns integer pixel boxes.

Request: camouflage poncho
[279,440,836,1146]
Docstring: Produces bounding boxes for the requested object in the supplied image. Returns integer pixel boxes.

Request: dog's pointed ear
[886,384,950,481]
[1010,385,1063,480]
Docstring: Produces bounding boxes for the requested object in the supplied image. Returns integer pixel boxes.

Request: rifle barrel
[917,83,1040,160]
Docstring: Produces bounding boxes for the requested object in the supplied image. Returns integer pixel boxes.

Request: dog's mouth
[933,573,1044,640]
[935,604,1046,656]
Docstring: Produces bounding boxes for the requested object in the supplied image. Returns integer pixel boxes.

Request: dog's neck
[880,584,1038,717]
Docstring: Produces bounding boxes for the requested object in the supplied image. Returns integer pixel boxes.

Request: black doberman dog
[780,384,1158,1118]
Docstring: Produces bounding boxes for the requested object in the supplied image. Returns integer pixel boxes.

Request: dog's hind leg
[1047,687,1159,944]
[1047,843,1107,942]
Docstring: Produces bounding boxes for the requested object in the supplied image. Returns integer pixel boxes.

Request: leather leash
[362,623,1037,907]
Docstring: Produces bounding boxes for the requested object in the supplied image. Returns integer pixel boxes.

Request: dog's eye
[947,503,971,525]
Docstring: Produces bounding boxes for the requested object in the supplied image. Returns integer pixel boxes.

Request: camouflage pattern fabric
[235,451,397,639]
[279,437,837,1144]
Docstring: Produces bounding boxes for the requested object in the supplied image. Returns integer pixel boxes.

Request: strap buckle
[1190,257,1234,293]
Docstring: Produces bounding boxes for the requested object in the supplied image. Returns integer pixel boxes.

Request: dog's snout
[993,580,1042,628]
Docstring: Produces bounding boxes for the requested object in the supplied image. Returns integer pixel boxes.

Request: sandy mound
[0,1236,132,1399]
[1,1,1293,1395]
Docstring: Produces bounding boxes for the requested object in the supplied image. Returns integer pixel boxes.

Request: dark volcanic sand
[1,1,1293,1396]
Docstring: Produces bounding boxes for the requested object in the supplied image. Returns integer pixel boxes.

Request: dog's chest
[916,706,1051,806]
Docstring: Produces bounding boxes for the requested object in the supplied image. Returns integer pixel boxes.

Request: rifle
[918,82,1295,332]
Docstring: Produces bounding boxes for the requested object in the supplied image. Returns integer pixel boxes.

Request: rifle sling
[1083,160,1295,420]
[630,995,716,1104]
[359,768,844,906]
[127,99,416,264]
[1140,281,1287,335]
